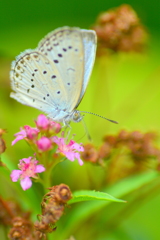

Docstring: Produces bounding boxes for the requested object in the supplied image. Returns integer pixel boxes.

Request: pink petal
[78,159,84,166]
[35,114,49,130]
[24,125,39,139]
[21,157,32,164]
[49,121,61,133]
[65,152,75,161]
[20,177,32,190]
[14,129,26,137]
[37,137,52,151]
[10,170,22,182]
[35,164,45,173]
[52,136,60,145]
[68,140,75,146]
[70,142,84,152]
[12,135,25,146]
[75,153,84,166]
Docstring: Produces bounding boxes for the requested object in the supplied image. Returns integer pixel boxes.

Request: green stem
[41,157,62,190]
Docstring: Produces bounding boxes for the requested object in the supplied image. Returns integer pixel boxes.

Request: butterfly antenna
[80,111,118,124]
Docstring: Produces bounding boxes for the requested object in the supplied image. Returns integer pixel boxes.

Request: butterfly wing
[37,27,85,113]
[76,29,97,107]
[10,50,69,120]
[10,27,85,121]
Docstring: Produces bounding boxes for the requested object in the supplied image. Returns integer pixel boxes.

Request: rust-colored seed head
[82,130,160,184]
[92,4,148,54]
[0,129,7,137]
[81,143,99,163]
[53,184,72,203]
[0,129,7,154]
[98,142,111,159]
[8,216,34,240]
[103,135,117,146]
[35,184,72,235]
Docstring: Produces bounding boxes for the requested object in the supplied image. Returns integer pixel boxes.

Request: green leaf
[68,190,126,204]
[59,171,159,239]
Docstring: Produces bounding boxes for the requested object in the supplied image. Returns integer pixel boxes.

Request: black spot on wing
[51,75,56,79]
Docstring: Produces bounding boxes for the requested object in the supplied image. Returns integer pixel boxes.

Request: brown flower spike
[81,130,160,183]
[34,184,72,237]
[0,129,7,155]
[92,4,148,54]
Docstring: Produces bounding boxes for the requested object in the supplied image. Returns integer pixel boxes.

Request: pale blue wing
[76,29,97,107]
[10,50,71,120]
[37,27,84,112]
[10,27,86,122]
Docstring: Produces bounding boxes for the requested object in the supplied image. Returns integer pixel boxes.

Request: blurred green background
[0,0,160,239]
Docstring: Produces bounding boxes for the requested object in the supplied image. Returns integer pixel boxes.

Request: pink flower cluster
[12,114,61,150]
[11,115,84,190]
[11,157,45,190]
[53,136,84,166]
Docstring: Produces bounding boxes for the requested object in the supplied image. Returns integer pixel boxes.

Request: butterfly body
[10,27,97,124]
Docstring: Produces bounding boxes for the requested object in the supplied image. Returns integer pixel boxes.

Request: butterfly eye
[72,111,83,122]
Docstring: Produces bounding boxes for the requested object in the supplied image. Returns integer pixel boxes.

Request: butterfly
[10,26,97,125]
